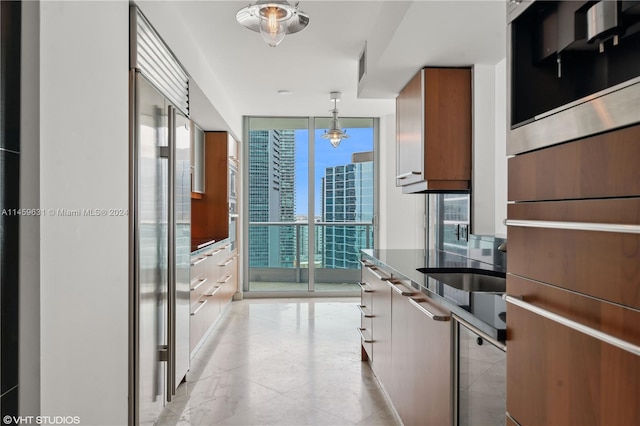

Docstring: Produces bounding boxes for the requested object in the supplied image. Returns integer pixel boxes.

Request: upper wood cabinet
[191,131,230,247]
[396,67,472,193]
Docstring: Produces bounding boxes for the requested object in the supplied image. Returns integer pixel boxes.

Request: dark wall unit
[0,0,21,417]
[506,3,640,424]
[510,0,640,128]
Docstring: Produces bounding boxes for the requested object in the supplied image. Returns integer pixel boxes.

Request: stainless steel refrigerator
[129,69,191,425]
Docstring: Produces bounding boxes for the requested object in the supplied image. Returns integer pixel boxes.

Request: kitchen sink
[417,270,506,293]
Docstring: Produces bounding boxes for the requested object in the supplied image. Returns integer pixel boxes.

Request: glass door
[313,117,375,292]
[245,117,376,294]
[246,117,309,292]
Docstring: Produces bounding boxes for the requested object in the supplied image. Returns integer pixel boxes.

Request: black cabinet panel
[0,150,19,394]
[0,1,21,152]
[0,386,18,417]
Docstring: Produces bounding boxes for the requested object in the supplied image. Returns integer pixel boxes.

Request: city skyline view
[295,127,374,216]
[248,124,374,272]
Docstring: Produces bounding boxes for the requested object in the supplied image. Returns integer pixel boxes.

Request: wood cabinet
[396,67,471,193]
[506,275,640,425]
[391,288,451,426]
[360,261,393,385]
[360,261,452,426]
[505,124,640,425]
[191,131,230,247]
[189,244,237,355]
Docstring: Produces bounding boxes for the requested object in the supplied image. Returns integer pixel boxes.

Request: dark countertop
[361,249,507,342]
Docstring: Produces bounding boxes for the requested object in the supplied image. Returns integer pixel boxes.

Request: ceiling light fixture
[236,1,310,48]
[322,92,350,148]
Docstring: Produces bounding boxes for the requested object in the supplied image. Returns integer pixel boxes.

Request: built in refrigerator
[129,8,191,425]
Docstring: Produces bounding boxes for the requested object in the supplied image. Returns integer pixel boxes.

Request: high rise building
[322,151,374,269]
[248,129,296,267]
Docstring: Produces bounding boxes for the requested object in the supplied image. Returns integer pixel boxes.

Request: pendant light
[322,92,350,148]
[236,1,310,48]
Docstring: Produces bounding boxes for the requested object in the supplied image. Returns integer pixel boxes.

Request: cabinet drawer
[507,199,640,309]
[505,275,640,425]
[190,273,209,302]
[508,124,640,202]
[359,281,373,309]
[190,255,207,278]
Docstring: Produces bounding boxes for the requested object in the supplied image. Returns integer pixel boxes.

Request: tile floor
[158,298,401,426]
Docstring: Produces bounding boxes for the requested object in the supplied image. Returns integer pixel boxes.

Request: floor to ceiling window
[244,117,376,295]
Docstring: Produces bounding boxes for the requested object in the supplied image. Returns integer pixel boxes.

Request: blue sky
[294,127,374,216]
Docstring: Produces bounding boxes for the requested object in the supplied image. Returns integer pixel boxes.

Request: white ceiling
[139,0,506,131]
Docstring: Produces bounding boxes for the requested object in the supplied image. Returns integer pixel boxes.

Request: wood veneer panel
[396,69,423,186]
[507,198,640,309]
[424,68,472,182]
[402,295,451,426]
[506,275,640,426]
[508,124,640,202]
[396,67,471,191]
[191,132,229,247]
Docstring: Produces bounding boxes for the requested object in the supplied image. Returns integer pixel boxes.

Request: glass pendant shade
[322,112,349,148]
[236,1,310,47]
[259,6,290,47]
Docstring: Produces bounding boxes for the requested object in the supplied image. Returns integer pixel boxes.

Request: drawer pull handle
[409,298,450,321]
[358,327,373,343]
[367,266,389,282]
[204,285,221,297]
[504,219,640,234]
[190,257,206,266]
[217,274,232,284]
[359,259,377,270]
[218,258,233,267]
[386,279,417,296]
[396,171,421,179]
[191,277,207,291]
[358,282,374,293]
[357,305,374,318]
[205,249,222,257]
[191,299,207,316]
[503,294,640,357]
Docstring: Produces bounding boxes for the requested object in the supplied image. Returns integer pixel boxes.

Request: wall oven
[508,0,640,155]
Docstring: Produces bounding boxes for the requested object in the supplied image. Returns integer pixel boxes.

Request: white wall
[471,61,508,237]
[494,59,508,237]
[472,64,496,235]
[19,0,41,416]
[38,2,129,424]
[378,114,425,249]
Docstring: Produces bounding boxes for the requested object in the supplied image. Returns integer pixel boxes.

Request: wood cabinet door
[396,67,471,191]
[396,294,451,426]
[508,124,640,202]
[423,68,471,184]
[396,69,424,187]
[506,275,640,426]
[507,198,640,309]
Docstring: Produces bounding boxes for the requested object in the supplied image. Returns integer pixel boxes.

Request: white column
[38,2,129,424]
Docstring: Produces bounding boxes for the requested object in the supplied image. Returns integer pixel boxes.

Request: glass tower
[321,152,374,269]
[248,129,296,267]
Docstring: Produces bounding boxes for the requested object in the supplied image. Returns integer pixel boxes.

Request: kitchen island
[360,248,506,341]
[359,248,507,426]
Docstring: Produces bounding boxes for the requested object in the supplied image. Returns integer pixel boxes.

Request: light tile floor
[158,298,401,426]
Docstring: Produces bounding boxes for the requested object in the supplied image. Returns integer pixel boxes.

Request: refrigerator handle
[167,104,177,401]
